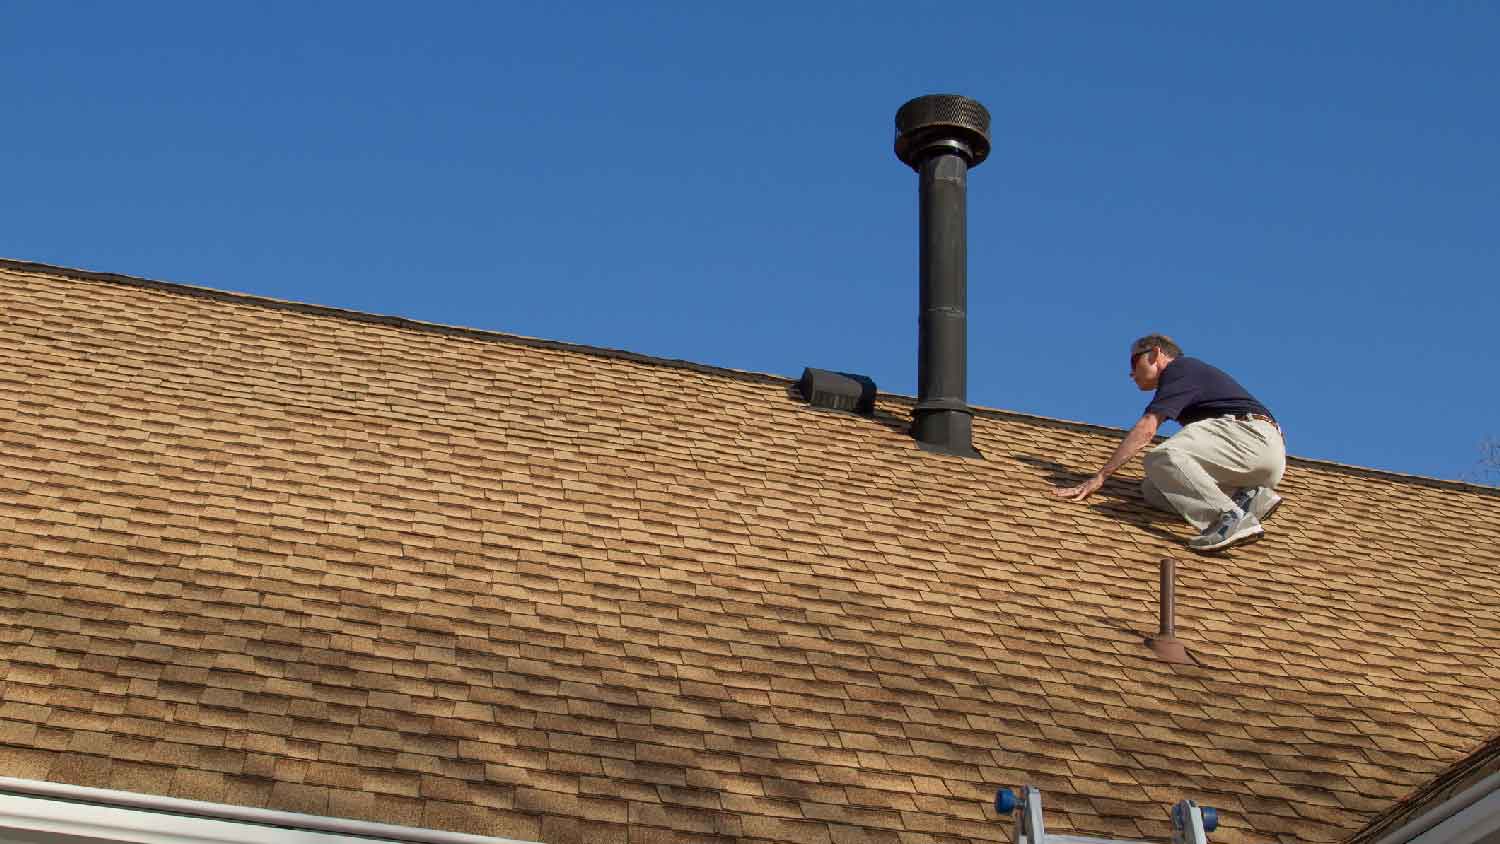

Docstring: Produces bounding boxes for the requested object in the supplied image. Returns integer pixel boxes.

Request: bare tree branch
[1465,436,1500,485]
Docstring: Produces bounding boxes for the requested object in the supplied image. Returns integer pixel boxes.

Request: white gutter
[1406,788,1500,844]
[0,776,543,844]
[1368,771,1500,844]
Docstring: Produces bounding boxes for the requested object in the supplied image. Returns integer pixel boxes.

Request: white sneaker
[1188,508,1264,553]
[1232,487,1283,522]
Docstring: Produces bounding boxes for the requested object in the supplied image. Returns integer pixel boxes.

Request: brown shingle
[1,261,1498,844]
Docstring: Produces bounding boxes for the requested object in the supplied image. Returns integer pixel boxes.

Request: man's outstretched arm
[1051,412,1162,502]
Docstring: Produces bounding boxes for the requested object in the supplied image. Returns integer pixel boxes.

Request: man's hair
[1130,334,1182,359]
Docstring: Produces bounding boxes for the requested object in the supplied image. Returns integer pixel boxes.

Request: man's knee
[1140,477,1172,512]
[1140,447,1185,513]
[1142,444,1184,482]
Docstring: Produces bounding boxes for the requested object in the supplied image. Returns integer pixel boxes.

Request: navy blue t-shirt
[1144,357,1272,426]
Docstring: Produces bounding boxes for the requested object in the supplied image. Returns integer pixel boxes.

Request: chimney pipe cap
[894,94,991,169]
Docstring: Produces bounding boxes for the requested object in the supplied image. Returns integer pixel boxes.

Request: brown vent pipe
[894,94,991,459]
[1147,558,1192,664]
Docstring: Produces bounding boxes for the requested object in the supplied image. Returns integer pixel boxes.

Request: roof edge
[0,256,795,388]
[6,256,1496,497]
[919,396,1500,496]
[1344,730,1500,844]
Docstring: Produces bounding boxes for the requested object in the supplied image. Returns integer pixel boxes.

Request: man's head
[1129,333,1181,391]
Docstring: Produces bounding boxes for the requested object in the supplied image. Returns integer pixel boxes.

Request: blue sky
[4,2,1497,483]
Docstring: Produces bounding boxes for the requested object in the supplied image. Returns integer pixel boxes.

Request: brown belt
[1229,413,1284,439]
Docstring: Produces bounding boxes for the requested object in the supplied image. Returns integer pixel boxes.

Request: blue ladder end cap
[995,788,1016,814]
[1202,807,1219,832]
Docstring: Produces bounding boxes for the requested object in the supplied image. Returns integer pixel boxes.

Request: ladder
[994,786,1220,844]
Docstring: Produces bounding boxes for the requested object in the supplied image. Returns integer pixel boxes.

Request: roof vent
[797,368,876,415]
[1146,558,1193,664]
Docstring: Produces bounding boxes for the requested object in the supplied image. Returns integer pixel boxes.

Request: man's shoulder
[1163,356,1210,379]
[1168,356,1231,378]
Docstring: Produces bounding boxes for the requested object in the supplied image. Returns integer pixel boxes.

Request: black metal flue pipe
[894,94,991,458]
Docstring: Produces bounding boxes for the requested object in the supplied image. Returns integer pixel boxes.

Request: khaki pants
[1141,417,1285,531]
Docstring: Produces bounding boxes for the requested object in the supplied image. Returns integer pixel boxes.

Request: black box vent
[797,368,877,416]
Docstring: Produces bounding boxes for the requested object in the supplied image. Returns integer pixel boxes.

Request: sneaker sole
[1189,524,1265,554]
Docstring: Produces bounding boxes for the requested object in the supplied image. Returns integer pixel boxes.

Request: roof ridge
[6,256,1497,497]
[0,256,796,389]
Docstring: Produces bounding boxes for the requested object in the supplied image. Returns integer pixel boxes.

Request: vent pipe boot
[894,94,991,458]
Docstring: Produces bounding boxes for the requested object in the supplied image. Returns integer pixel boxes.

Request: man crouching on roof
[1051,334,1285,553]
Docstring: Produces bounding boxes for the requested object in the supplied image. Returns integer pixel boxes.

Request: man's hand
[1052,475,1104,502]
[1050,414,1161,504]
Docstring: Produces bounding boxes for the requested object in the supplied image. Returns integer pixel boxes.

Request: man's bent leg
[1140,476,1175,514]
[1142,444,1235,531]
[1142,418,1284,532]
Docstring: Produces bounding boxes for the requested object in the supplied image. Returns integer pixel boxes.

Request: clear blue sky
[4,2,1497,483]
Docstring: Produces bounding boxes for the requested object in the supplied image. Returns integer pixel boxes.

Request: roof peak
[5,255,1496,497]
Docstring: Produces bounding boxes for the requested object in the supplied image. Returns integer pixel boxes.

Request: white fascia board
[1373,772,1500,844]
[0,777,541,844]
[1407,788,1500,844]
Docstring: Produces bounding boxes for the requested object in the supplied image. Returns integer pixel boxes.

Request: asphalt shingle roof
[1,259,1498,844]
